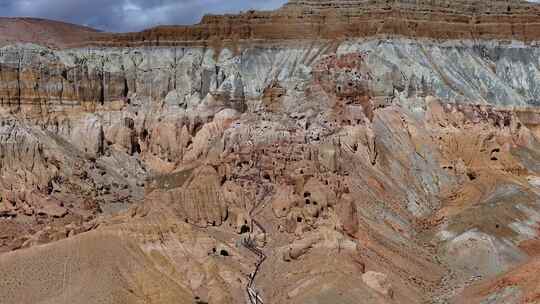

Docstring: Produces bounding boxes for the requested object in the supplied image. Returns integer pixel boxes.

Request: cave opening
[140,129,149,140]
[240,225,251,234]
[131,142,141,155]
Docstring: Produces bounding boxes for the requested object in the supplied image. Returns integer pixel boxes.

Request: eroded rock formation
[1,1,540,304]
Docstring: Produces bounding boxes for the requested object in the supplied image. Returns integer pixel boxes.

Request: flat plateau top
[2,0,540,48]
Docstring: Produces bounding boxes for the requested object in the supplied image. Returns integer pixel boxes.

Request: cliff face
[3,0,540,48]
[69,0,540,47]
[4,40,540,108]
[2,1,540,304]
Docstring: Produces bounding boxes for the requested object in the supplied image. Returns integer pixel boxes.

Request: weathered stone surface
[2,2,540,304]
[7,0,540,48]
[362,271,393,298]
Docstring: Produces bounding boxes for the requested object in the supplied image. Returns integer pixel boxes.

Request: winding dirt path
[242,186,271,304]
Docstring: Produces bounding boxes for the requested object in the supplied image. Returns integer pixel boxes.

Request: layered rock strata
[1,1,540,304]
[4,0,540,48]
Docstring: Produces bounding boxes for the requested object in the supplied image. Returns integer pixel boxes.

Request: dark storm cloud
[0,0,288,32]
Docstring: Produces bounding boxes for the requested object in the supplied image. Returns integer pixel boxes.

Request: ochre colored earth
[1,1,540,304]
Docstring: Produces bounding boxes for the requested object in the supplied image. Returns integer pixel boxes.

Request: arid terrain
[1,0,540,303]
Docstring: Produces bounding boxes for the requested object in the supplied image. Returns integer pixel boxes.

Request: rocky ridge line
[3,0,540,49]
[87,0,540,47]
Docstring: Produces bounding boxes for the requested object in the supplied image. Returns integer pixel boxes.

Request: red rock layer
[87,0,540,47]
[2,1,540,48]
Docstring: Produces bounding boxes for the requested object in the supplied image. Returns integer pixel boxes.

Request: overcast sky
[0,0,288,32]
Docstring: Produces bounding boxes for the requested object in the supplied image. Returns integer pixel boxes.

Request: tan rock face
[147,166,228,227]
[362,271,393,298]
[2,2,540,304]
